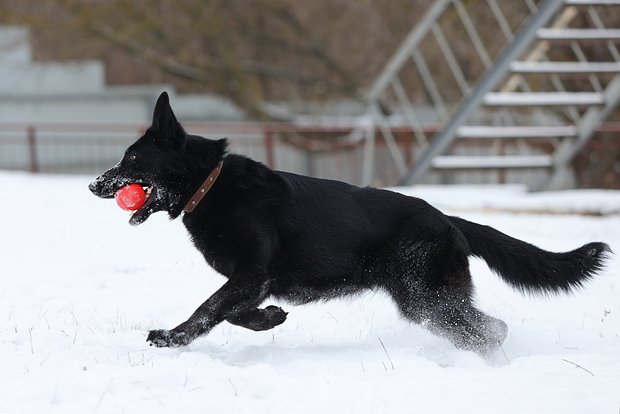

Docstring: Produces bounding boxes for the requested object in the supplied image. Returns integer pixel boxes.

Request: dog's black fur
[89,92,611,355]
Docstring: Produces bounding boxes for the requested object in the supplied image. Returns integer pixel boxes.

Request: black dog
[89,92,610,355]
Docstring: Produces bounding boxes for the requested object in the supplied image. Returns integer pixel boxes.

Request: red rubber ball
[115,184,146,211]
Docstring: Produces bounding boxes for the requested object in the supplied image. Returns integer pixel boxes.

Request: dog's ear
[151,91,185,147]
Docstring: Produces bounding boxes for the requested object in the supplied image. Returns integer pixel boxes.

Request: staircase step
[431,155,553,170]
[537,28,620,41]
[510,61,620,73]
[565,0,620,5]
[457,125,577,139]
[483,92,604,106]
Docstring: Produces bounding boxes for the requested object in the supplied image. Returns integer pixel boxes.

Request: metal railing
[0,122,436,186]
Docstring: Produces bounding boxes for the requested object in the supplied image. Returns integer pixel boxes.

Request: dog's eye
[127,154,137,161]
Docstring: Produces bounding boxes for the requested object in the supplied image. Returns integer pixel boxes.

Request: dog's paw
[264,305,288,327]
[147,329,191,348]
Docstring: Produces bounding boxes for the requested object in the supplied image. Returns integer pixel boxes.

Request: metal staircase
[359,0,620,189]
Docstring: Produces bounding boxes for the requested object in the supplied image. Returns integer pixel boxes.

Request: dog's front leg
[147,276,270,347]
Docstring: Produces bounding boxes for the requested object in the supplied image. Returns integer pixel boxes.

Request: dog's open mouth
[129,184,158,226]
[142,184,154,204]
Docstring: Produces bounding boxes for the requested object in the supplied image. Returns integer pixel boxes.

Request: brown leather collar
[183,160,224,213]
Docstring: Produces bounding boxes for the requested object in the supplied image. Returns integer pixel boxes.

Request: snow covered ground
[1,171,619,413]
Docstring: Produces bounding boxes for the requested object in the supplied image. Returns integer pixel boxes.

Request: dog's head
[89,91,227,225]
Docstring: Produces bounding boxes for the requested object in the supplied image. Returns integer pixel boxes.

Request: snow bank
[1,172,618,413]
[395,184,620,216]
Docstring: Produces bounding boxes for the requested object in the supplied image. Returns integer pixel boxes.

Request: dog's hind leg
[390,274,507,356]
[424,299,508,356]
[226,305,288,331]
[387,230,507,356]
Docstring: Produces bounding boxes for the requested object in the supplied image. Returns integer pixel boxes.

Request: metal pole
[27,126,39,173]
[361,123,376,186]
[264,128,275,169]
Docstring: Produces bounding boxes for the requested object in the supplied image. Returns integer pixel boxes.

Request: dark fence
[0,122,410,186]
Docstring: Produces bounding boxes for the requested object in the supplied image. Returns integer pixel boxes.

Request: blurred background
[0,0,619,189]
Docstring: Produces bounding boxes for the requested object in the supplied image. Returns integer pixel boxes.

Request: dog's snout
[89,176,111,197]
[88,180,98,193]
[88,169,122,199]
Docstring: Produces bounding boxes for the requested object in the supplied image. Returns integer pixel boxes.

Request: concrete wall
[0,26,246,124]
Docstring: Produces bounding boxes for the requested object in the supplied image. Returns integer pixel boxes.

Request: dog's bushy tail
[450,216,611,294]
